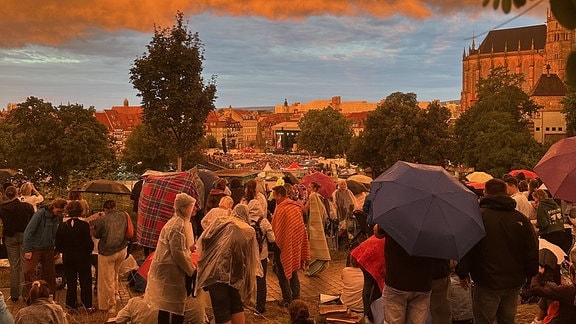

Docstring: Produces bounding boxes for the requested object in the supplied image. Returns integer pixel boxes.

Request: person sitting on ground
[340,255,364,313]
[14,280,69,324]
[526,264,576,323]
[289,300,314,324]
[115,294,207,324]
[0,291,14,324]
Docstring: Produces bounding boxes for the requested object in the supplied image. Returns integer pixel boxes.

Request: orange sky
[1,0,500,47]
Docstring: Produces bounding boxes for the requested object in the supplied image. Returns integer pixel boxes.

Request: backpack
[251,217,266,252]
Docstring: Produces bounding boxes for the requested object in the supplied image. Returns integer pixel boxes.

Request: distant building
[93,99,142,153]
[461,11,574,143]
[275,96,380,114]
[529,72,567,143]
[461,12,574,111]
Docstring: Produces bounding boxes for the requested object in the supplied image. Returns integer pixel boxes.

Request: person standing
[23,198,67,298]
[145,193,197,324]
[93,200,130,317]
[457,179,539,324]
[19,182,44,212]
[247,199,275,314]
[55,201,94,312]
[504,177,535,220]
[271,185,310,307]
[0,186,34,302]
[374,224,436,324]
[533,189,572,254]
[304,182,331,275]
[332,179,356,234]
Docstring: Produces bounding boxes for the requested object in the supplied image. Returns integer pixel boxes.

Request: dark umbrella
[371,161,485,260]
[0,169,16,184]
[301,172,336,199]
[283,172,300,185]
[534,136,576,202]
[77,180,131,195]
[346,179,368,196]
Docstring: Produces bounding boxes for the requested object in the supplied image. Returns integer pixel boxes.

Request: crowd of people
[1,165,575,324]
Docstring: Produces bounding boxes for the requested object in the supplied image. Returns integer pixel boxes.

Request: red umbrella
[508,169,538,179]
[301,172,336,199]
[534,136,576,202]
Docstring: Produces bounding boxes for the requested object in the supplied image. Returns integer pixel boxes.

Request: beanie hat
[174,193,196,210]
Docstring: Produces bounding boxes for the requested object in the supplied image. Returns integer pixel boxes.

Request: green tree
[347,92,453,176]
[130,12,217,171]
[454,68,544,176]
[5,97,114,189]
[204,134,218,148]
[561,85,576,136]
[296,107,352,158]
[122,123,205,172]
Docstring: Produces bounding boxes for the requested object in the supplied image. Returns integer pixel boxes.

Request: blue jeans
[5,233,24,299]
[472,285,519,324]
[383,285,431,324]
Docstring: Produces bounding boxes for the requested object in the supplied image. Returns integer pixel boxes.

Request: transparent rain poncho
[196,216,263,302]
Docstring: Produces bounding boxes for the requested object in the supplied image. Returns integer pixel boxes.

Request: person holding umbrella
[456,179,539,324]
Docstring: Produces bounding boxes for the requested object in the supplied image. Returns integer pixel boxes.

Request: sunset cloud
[0,0,506,48]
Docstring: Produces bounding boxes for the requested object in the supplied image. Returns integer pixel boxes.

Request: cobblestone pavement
[2,257,347,323]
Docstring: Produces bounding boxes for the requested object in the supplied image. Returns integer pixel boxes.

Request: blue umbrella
[371,161,485,260]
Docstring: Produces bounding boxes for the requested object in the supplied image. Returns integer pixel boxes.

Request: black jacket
[0,198,34,236]
[456,194,539,289]
[55,218,94,257]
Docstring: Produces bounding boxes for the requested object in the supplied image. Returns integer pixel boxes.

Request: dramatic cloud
[1,0,514,47]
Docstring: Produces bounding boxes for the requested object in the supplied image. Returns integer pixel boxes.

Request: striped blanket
[137,171,200,249]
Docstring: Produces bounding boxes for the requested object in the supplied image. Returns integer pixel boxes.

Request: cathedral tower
[545,11,576,80]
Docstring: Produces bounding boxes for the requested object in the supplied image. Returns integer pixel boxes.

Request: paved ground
[2,255,347,323]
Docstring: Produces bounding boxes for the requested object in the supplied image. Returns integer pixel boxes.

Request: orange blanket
[272,199,310,279]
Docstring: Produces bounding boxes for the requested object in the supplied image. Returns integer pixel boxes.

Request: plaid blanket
[137,171,200,249]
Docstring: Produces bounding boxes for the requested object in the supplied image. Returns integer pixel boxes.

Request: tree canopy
[561,85,576,136]
[296,107,352,158]
[453,68,544,176]
[347,92,454,176]
[2,97,114,188]
[130,12,217,171]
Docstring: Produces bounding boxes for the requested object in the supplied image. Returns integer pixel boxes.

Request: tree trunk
[177,156,182,172]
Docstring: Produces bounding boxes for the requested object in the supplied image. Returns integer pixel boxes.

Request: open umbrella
[371,161,485,260]
[534,136,576,202]
[346,179,369,195]
[347,174,372,185]
[283,172,300,185]
[301,172,336,199]
[77,180,131,195]
[0,169,17,184]
[508,169,538,179]
[465,171,493,183]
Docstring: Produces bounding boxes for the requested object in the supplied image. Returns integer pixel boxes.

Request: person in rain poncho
[144,193,197,324]
[196,207,263,324]
[332,179,356,232]
[304,181,331,276]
